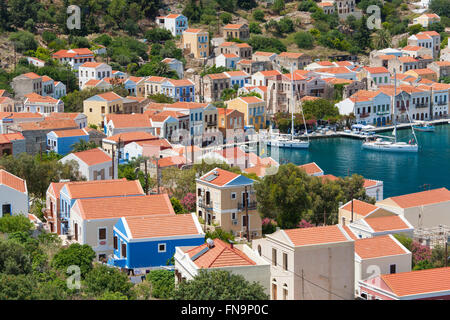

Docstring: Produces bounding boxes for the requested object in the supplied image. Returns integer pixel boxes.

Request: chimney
[229,240,234,249]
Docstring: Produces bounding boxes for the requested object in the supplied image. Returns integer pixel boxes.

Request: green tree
[0,239,32,275]
[52,243,96,278]
[272,0,285,14]
[99,291,129,300]
[0,273,37,300]
[302,99,339,120]
[145,28,174,43]
[205,228,235,242]
[148,93,175,103]
[294,31,315,49]
[220,12,232,24]
[0,215,34,234]
[174,270,268,300]
[430,0,450,17]
[171,197,186,214]
[253,9,265,22]
[71,139,98,153]
[248,36,286,53]
[147,269,175,299]
[249,22,262,34]
[9,31,38,53]
[84,264,133,298]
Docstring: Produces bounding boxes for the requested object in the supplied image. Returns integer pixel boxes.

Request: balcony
[238,201,257,210]
[207,120,217,127]
[359,113,370,118]
[415,103,428,108]
[436,101,447,106]
[376,110,390,116]
[198,201,213,210]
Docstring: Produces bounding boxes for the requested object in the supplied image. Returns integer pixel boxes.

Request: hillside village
[0,0,450,301]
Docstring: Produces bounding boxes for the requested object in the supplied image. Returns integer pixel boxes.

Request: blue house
[161,79,195,102]
[47,128,89,155]
[57,179,145,235]
[109,213,204,271]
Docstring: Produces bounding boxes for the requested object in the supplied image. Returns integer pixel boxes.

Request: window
[158,243,166,253]
[283,253,288,271]
[258,245,262,256]
[99,228,106,240]
[231,192,236,200]
[272,248,277,266]
[390,264,396,274]
[283,284,288,300]
[121,242,127,258]
[2,204,11,216]
[113,236,118,250]
[231,212,236,220]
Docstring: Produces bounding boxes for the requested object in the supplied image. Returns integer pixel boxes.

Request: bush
[220,12,232,24]
[84,264,133,299]
[253,9,265,22]
[248,36,286,53]
[9,31,38,53]
[144,28,173,43]
[0,215,34,234]
[294,31,315,49]
[51,243,96,278]
[147,270,175,299]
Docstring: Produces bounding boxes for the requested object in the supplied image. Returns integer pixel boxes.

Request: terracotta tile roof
[363,178,379,188]
[184,28,203,33]
[146,76,167,83]
[364,66,389,74]
[224,71,249,77]
[388,188,450,208]
[341,199,378,217]
[41,75,53,82]
[18,119,77,131]
[71,148,111,166]
[95,91,123,101]
[316,67,353,74]
[355,235,408,259]
[409,68,436,75]
[84,79,103,86]
[342,225,357,240]
[222,53,239,59]
[236,43,251,48]
[378,267,450,297]
[219,42,234,47]
[138,138,172,150]
[413,33,432,40]
[243,164,269,177]
[283,225,349,246]
[206,73,229,80]
[298,162,323,175]
[398,56,418,63]
[80,62,106,68]
[166,14,182,19]
[238,96,264,104]
[63,179,144,199]
[53,48,93,58]
[104,131,156,144]
[364,215,411,232]
[237,59,252,64]
[0,170,26,193]
[258,70,282,77]
[421,31,440,37]
[318,2,334,6]
[283,73,306,81]
[319,174,340,182]
[199,168,240,186]
[47,182,66,199]
[279,52,305,58]
[0,133,25,144]
[106,114,151,128]
[47,112,82,120]
[24,93,58,104]
[149,110,187,121]
[166,79,194,86]
[22,72,41,79]
[186,239,256,268]
[433,61,450,67]
[334,61,354,67]
[76,194,174,220]
[424,13,440,19]
[127,76,145,83]
[253,51,276,57]
[349,90,380,103]
[170,101,209,109]
[52,128,88,138]
[315,61,334,66]
[377,55,396,60]
[174,145,201,155]
[124,213,201,239]
[402,45,422,51]
[224,24,245,29]
[156,155,186,168]
[161,58,175,63]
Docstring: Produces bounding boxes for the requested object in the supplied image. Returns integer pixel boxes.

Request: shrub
[253,9,265,22]
[147,270,174,299]
[294,31,315,49]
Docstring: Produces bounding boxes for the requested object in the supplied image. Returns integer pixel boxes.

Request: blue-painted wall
[113,226,204,269]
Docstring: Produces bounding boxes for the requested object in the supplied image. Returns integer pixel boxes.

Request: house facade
[182,29,209,59]
[0,170,28,217]
[46,128,89,155]
[156,14,188,36]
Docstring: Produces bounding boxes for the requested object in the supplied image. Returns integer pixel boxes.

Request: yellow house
[182,28,209,59]
[83,91,124,129]
[225,96,266,130]
[404,68,438,82]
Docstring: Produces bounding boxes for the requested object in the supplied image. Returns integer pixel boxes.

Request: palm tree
[372,29,392,50]
[71,139,98,153]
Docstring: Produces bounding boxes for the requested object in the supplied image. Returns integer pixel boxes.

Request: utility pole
[301,269,304,299]
[144,159,149,195]
[245,185,250,242]
[446,235,449,267]
[323,208,326,226]
[111,143,115,179]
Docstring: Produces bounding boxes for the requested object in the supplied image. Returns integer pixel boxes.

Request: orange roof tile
[258,70,282,77]
[388,188,450,208]
[124,213,201,239]
[342,225,357,240]
[283,225,350,246]
[0,170,26,193]
[319,174,340,182]
[24,93,58,104]
[63,179,144,199]
[0,133,25,144]
[106,114,151,128]
[71,148,111,166]
[104,131,156,144]
[22,72,41,79]
[156,155,186,168]
[364,215,411,232]
[52,128,88,138]
[76,194,174,220]
[222,53,239,58]
[206,73,229,80]
[187,239,256,268]
[199,168,240,186]
[184,28,203,33]
[18,119,77,131]
[402,45,422,51]
[279,52,305,59]
[224,24,245,29]
[355,235,408,259]
[80,62,106,68]
[341,199,378,217]
[364,66,389,74]
[316,67,353,74]
[398,56,418,63]
[254,51,276,57]
[298,162,323,175]
[238,96,264,104]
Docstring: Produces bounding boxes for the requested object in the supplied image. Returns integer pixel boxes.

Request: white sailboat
[267,67,310,149]
[362,70,419,153]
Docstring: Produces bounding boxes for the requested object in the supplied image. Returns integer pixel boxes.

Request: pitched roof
[186,238,256,268]
[0,133,25,144]
[80,62,107,68]
[298,162,323,175]
[257,70,282,77]
[76,194,174,220]
[17,119,77,131]
[0,170,26,193]
[106,114,150,128]
[355,235,409,259]
[124,213,201,239]
[224,24,246,29]
[22,72,41,79]
[364,66,390,74]
[63,179,144,199]
[206,73,229,80]
[156,155,186,168]
[363,215,411,232]
[184,28,203,33]
[222,53,239,59]
[315,67,353,74]
[283,225,350,247]
[51,128,88,138]
[199,168,240,186]
[253,51,276,57]
[388,188,450,208]
[398,56,418,63]
[378,267,450,297]
[70,148,111,166]
[278,52,305,59]
[340,199,379,217]
[88,91,122,102]
[238,96,264,104]
[24,93,59,104]
[224,71,249,77]
[104,131,157,144]
[402,45,422,51]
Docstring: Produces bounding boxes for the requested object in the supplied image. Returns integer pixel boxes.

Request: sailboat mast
[393,70,397,143]
[291,66,294,140]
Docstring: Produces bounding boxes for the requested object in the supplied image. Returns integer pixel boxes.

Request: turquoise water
[270,124,450,198]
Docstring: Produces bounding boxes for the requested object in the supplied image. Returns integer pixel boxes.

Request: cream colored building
[196,168,262,239]
[225,96,266,130]
[83,91,124,129]
[252,225,355,300]
[182,28,209,59]
[338,199,395,225]
[376,188,450,229]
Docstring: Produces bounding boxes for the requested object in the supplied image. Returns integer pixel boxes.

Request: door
[272,283,277,300]
[74,222,78,241]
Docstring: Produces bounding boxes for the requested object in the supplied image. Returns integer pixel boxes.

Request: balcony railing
[436,101,447,106]
[238,201,257,210]
[415,103,428,108]
[207,120,217,126]
[376,110,390,115]
[198,201,213,210]
[359,113,370,118]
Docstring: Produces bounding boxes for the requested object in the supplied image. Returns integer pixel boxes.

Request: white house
[0,169,28,217]
[27,57,45,68]
[315,67,357,80]
[53,81,67,99]
[346,214,414,239]
[251,70,282,87]
[215,53,241,69]
[60,147,117,181]
[362,67,391,89]
[156,14,188,36]
[105,114,153,137]
[79,62,112,89]
[23,93,64,115]
[224,70,250,88]
[175,238,271,295]
[52,48,95,70]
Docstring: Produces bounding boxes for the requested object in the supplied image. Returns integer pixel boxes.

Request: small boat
[413,122,435,132]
